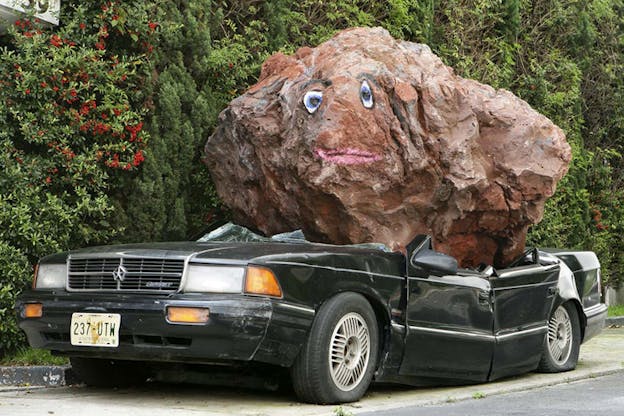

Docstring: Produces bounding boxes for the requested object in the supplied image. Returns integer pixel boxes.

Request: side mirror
[410,249,458,276]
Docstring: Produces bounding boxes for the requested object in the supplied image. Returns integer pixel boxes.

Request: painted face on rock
[297,71,397,169]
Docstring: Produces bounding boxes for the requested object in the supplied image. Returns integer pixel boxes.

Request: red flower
[24,32,33,38]
[79,23,86,30]
[40,81,47,88]
[24,88,30,95]
[132,150,145,167]
[95,41,105,50]
[70,89,77,97]
[45,176,52,184]
[148,22,158,31]
[125,122,143,141]
[113,108,122,116]
[53,86,59,92]
[110,153,120,168]
[79,103,91,116]
[50,34,63,47]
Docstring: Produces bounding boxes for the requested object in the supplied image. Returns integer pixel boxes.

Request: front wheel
[537,302,581,372]
[290,292,379,404]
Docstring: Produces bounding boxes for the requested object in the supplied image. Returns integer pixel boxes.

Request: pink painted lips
[314,147,382,165]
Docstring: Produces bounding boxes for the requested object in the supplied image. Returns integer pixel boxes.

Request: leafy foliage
[0,242,31,355]
[0,1,154,355]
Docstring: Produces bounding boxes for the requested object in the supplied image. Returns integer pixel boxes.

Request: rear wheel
[70,357,148,387]
[537,302,581,372]
[290,292,379,404]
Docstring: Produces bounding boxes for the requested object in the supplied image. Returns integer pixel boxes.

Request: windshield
[197,222,392,252]
[197,222,306,243]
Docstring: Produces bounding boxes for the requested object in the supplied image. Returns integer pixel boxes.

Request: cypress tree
[113,0,221,242]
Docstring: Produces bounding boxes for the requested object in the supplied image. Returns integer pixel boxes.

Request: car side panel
[257,251,406,371]
[548,250,607,343]
[399,273,494,382]
[488,265,559,380]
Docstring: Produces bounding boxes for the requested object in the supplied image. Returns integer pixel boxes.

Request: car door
[488,258,559,380]
[398,236,495,382]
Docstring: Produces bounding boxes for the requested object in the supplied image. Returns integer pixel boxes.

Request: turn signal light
[166,306,210,324]
[245,266,282,298]
[23,303,43,318]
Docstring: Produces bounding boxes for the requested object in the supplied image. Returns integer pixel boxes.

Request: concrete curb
[605,316,624,326]
[0,365,76,389]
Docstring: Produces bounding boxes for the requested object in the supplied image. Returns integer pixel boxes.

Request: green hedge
[0,243,31,356]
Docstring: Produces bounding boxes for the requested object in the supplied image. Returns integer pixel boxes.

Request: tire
[537,302,581,372]
[290,292,379,404]
[70,357,148,387]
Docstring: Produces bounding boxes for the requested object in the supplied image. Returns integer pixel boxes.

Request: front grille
[68,257,185,292]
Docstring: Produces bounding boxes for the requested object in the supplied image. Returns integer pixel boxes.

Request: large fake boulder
[204,27,571,267]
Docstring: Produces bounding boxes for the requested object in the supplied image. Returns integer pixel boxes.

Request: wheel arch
[553,297,586,342]
[570,299,587,342]
[315,288,391,369]
[358,291,392,361]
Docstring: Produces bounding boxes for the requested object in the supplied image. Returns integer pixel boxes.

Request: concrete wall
[605,286,624,306]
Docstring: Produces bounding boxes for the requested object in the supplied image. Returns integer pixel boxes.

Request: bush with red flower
[0,1,157,355]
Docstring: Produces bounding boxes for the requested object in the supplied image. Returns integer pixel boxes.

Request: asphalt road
[360,372,624,416]
[0,328,622,416]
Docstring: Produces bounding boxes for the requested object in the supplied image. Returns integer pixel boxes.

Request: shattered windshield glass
[197,223,270,243]
[197,222,392,251]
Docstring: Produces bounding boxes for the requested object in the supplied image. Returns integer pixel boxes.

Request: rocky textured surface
[204,27,571,267]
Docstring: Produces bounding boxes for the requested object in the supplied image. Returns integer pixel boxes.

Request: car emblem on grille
[112,265,127,282]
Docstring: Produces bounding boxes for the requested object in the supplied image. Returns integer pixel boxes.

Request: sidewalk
[351,326,624,415]
[0,327,621,415]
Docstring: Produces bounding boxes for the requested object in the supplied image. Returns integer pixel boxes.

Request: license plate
[70,313,121,347]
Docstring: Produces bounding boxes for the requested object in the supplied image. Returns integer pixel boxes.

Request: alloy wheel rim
[328,312,370,391]
[547,305,572,365]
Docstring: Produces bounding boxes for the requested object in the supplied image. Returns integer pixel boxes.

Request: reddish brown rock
[204,27,571,267]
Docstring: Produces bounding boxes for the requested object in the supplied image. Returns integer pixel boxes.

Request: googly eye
[360,80,374,109]
[303,90,323,114]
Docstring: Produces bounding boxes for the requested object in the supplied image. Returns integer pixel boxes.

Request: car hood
[41,241,390,266]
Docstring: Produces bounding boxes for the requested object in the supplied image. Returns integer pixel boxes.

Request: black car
[16,223,607,404]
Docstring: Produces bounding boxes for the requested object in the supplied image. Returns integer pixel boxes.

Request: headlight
[34,263,67,289]
[182,265,245,293]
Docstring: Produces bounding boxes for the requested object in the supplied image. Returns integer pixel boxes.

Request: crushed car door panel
[488,263,559,380]
[399,238,495,381]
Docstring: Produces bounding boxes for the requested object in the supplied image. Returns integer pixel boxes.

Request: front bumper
[16,290,314,367]
[583,303,608,343]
